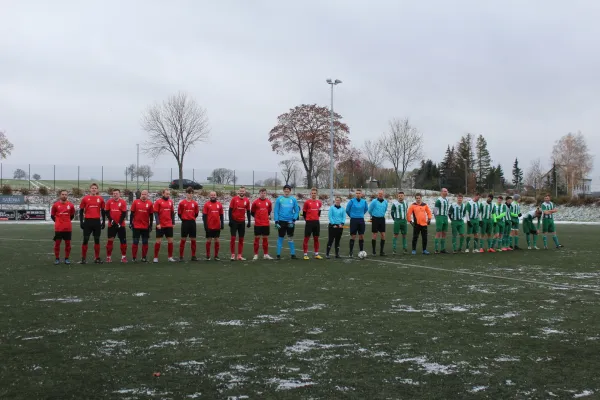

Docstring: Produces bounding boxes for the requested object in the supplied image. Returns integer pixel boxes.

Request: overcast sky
[1,0,598,185]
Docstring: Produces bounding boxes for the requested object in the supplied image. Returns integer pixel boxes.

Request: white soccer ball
[358,251,367,259]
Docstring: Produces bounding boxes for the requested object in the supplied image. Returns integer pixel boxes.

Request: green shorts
[523,219,538,235]
[467,219,480,235]
[505,221,512,232]
[493,222,504,235]
[481,219,493,236]
[451,221,465,236]
[511,218,519,230]
[542,219,555,233]
[435,215,448,233]
[393,220,408,235]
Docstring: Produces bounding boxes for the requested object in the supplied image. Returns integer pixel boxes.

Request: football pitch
[1,224,599,399]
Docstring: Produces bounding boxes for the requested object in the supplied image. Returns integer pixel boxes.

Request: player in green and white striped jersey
[433,188,450,254]
[391,191,409,254]
[509,194,522,250]
[541,193,563,249]
[522,208,542,249]
[448,194,467,253]
[465,193,481,253]
[479,194,495,252]
[492,195,508,251]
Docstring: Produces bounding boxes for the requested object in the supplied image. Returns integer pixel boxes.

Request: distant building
[573,178,592,197]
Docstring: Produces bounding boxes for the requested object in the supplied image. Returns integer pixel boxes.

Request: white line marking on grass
[366,259,600,293]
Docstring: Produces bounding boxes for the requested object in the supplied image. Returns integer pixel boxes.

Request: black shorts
[254,226,270,236]
[107,225,126,240]
[206,229,221,238]
[132,228,150,242]
[83,219,102,238]
[304,220,321,237]
[230,221,246,237]
[349,218,366,235]
[181,220,197,238]
[371,217,386,233]
[156,227,174,238]
[53,231,72,241]
[277,221,295,238]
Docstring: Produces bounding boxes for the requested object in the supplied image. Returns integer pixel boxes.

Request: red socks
[106,241,114,257]
[132,244,138,259]
[142,244,148,258]
[206,242,211,258]
[65,240,71,259]
[54,240,61,258]
[82,244,88,259]
[94,244,100,259]
[262,237,268,254]
[254,237,260,255]
[167,242,173,258]
[180,239,186,258]
[215,241,220,257]
[230,237,236,255]
[191,240,196,257]
[303,237,309,253]
[120,243,127,257]
[238,238,244,256]
[314,236,319,253]
[154,242,160,258]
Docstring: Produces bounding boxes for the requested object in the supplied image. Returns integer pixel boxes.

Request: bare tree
[552,131,593,196]
[13,168,26,179]
[137,165,154,182]
[32,173,41,180]
[141,92,210,189]
[279,159,299,185]
[0,130,14,160]
[263,177,282,187]
[524,158,544,195]
[211,168,235,185]
[380,118,424,189]
[362,139,384,180]
[126,164,137,181]
[312,153,330,188]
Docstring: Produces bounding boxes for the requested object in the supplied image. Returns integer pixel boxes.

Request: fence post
[170,168,172,183]
[77,166,80,190]
[125,167,128,190]
[233,170,236,191]
[252,171,254,195]
[29,164,31,190]
[53,165,56,191]
[1,162,3,187]
[193,169,195,182]
[275,172,278,189]
[101,166,104,192]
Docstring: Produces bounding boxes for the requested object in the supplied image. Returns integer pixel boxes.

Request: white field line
[366,258,600,293]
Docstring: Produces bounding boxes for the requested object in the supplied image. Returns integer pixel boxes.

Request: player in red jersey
[51,190,76,265]
[302,188,323,260]
[203,191,224,260]
[178,187,200,261]
[228,186,251,261]
[153,189,176,262]
[129,189,153,262]
[105,189,128,263]
[79,183,106,264]
[250,188,273,260]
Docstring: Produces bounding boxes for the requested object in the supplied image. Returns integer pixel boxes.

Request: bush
[20,188,30,196]
[347,193,354,199]
[171,189,179,198]
[215,190,224,198]
[319,193,329,201]
[520,196,536,205]
[271,192,278,199]
[38,186,49,196]
[296,193,305,200]
[200,189,209,197]
[72,187,83,197]
[1,185,12,195]
[123,188,132,196]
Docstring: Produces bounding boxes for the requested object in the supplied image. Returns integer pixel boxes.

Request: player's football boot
[276,255,281,260]
[237,255,246,261]
[314,255,323,260]
[167,257,177,262]
[403,248,408,254]
[379,252,386,257]
[303,255,310,260]
[64,259,71,265]
[153,258,159,263]
[452,250,458,254]
[372,252,377,257]
[556,244,563,248]
[534,246,540,250]
[440,250,448,254]
[514,246,522,250]
[79,258,87,264]
[214,256,221,261]
[348,252,353,258]
[434,250,440,254]
[205,256,211,261]
[231,254,236,261]
[94,258,103,264]
[290,255,298,260]
[263,254,273,260]
[392,250,397,255]
[527,246,532,250]
[253,255,259,261]
[54,258,60,265]
[178,258,184,262]
[488,248,496,253]
[465,249,470,253]
[411,250,417,255]
[105,256,112,263]
[479,248,484,253]
[335,254,341,259]
[140,257,147,263]
[191,256,198,261]
[472,249,479,253]
[423,250,430,255]
[120,257,127,263]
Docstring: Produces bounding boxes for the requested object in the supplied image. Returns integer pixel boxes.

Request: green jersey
[510,202,521,219]
[449,203,466,221]
[523,209,541,223]
[465,200,480,220]
[492,203,508,222]
[434,197,450,217]
[391,200,408,221]
[479,201,493,219]
[541,201,555,219]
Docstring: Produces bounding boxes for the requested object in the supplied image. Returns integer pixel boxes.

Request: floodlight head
[334,79,342,84]
[326,79,333,84]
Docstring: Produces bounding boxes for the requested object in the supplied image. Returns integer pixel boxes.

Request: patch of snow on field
[114,387,171,396]
[214,371,247,389]
[22,336,44,340]
[39,297,82,303]
[307,328,323,335]
[267,375,315,391]
[396,378,421,385]
[149,340,179,349]
[284,339,353,355]
[187,393,202,399]
[394,356,456,375]
[132,292,148,297]
[494,356,520,362]
[111,325,134,332]
[98,340,130,356]
[542,328,565,335]
[574,390,594,398]
[281,303,326,312]
[252,314,288,324]
[214,320,244,326]
[391,305,437,313]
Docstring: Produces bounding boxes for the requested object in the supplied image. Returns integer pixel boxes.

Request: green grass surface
[1,224,599,399]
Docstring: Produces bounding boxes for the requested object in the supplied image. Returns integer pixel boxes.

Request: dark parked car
[169,179,203,190]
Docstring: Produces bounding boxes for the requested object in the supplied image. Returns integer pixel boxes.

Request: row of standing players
[49,185,564,264]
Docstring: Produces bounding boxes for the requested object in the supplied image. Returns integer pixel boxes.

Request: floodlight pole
[136,144,140,191]
[327,79,342,205]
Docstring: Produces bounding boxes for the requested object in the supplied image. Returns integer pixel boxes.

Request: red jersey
[51,201,75,232]
[251,198,272,227]
[130,199,153,229]
[303,199,322,221]
[105,198,127,227]
[153,197,175,228]
[203,200,224,230]
[178,199,199,221]
[80,195,105,219]
[229,196,250,222]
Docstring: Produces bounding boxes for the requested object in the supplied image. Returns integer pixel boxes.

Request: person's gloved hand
[80,220,85,230]
[275,221,281,229]
[228,220,234,227]
[479,220,483,227]
[220,223,224,230]
[246,221,251,228]
[101,221,106,230]
[518,213,522,218]
[467,220,473,227]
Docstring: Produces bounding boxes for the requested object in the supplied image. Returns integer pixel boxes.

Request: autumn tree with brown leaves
[268,104,350,188]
